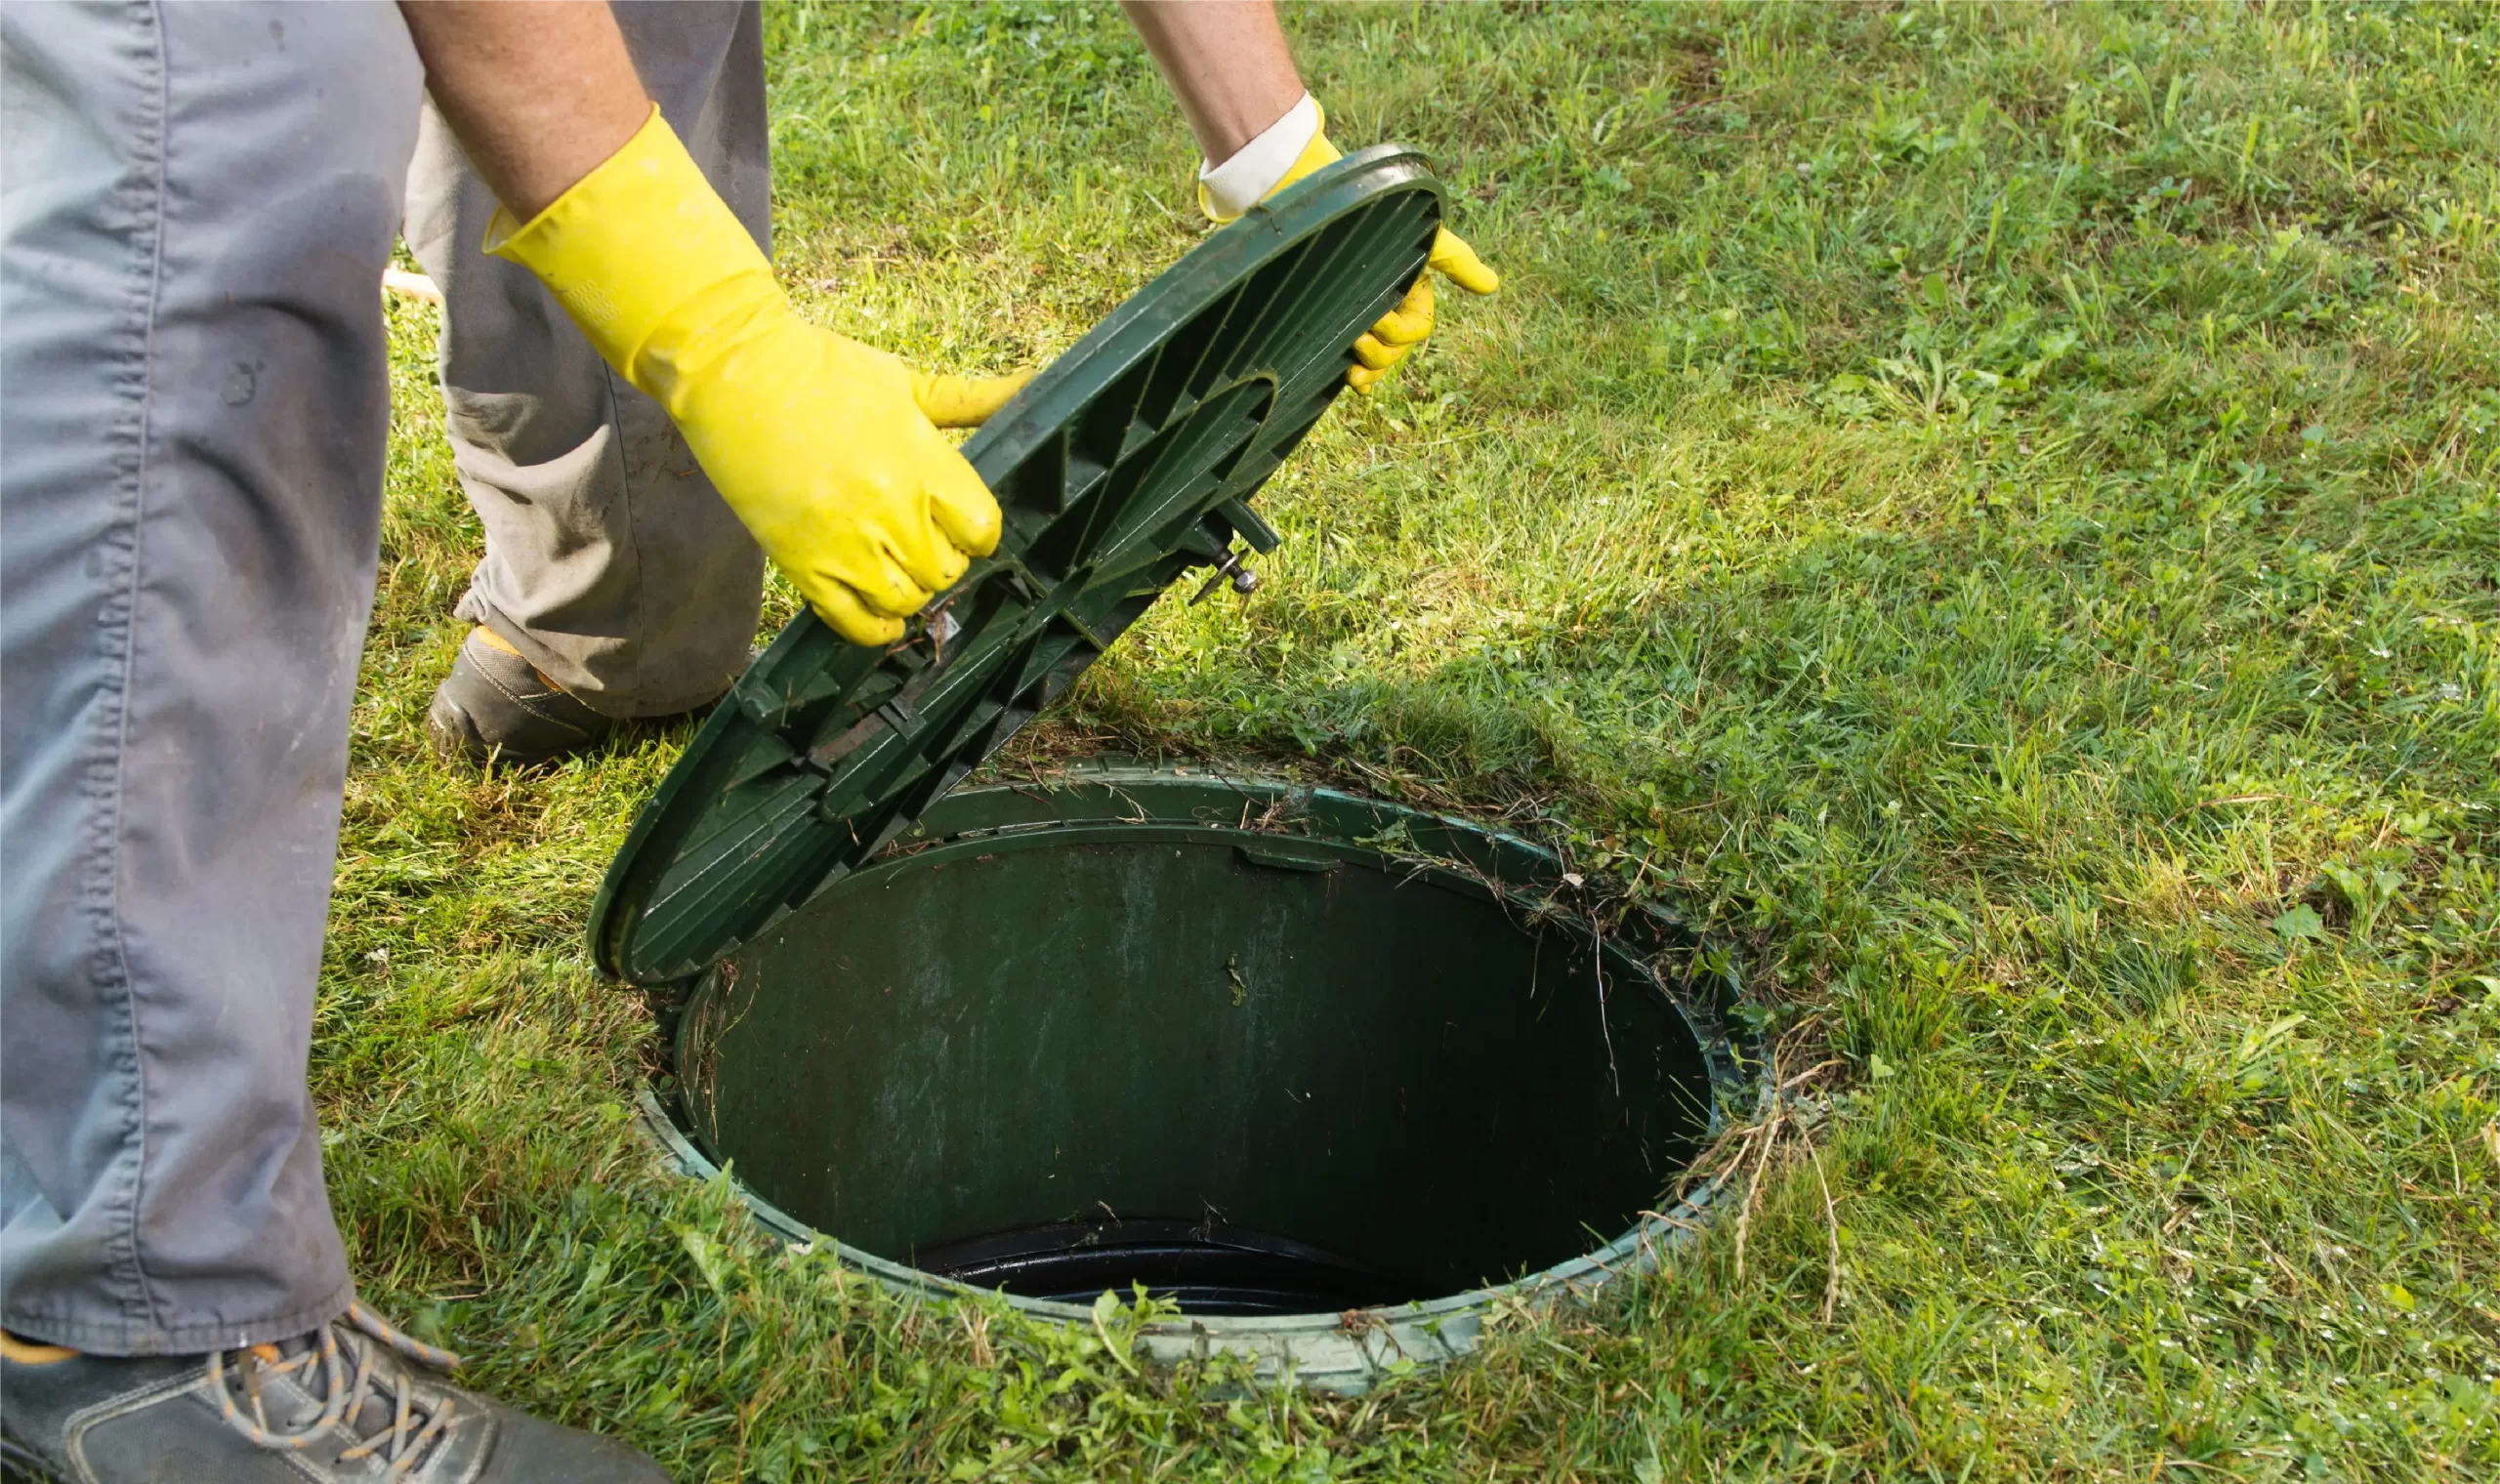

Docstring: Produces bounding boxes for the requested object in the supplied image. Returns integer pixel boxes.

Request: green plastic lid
[591,145,1448,984]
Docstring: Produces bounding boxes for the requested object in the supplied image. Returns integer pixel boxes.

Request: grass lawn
[345,2,2498,1477]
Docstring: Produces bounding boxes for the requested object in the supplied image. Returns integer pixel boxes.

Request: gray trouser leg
[1,2,422,1355]
[401,0,770,721]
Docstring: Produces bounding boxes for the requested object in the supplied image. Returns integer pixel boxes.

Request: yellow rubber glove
[488,107,1027,645]
[1199,104,1498,392]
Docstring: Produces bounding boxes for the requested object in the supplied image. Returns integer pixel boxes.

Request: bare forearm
[1118,1,1305,162]
[397,0,649,221]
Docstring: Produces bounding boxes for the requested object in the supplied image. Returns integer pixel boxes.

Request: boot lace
[209,1301,465,1474]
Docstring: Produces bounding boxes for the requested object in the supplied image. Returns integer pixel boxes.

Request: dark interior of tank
[672,827,1720,1314]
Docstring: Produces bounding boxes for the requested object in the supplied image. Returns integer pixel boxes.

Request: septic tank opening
[655,769,1742,1322]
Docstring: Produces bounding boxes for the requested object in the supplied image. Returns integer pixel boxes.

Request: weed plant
[344,3,2497,1478]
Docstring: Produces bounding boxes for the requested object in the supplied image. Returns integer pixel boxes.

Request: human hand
[1201,103,1498,392]
[1343,225,1498,392]
[489,107,1029,643]
[664,321,1027,644]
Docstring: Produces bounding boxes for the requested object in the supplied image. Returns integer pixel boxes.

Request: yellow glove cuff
[485,104,783,416]
[1198,103,1344,225]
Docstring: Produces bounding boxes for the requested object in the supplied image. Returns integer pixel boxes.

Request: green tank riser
[591,150,1757,1392]
[646,766,1751,1394]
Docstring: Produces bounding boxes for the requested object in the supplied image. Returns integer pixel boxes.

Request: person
[413,2,1497,765]
[0,2,1494,1478]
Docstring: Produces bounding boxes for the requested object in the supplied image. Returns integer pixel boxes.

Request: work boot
[0,1302,668,1482]
[424,626,617,766]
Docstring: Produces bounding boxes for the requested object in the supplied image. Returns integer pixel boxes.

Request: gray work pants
[1,1,424,1354]
[405,2,768,717]
[0,1,764,1356]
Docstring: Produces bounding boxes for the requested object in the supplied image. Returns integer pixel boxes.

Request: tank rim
[637,763,1760,1394]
